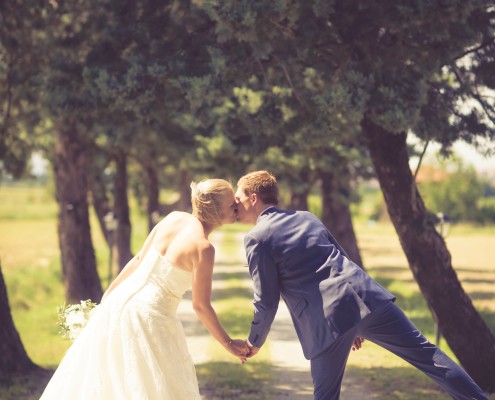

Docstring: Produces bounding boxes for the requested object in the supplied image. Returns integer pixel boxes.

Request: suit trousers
[310,300,487,400]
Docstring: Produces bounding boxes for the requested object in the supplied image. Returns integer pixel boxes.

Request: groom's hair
[237,171,279,205]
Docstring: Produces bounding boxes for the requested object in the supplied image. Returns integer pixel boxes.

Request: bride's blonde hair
[190,179,233,226]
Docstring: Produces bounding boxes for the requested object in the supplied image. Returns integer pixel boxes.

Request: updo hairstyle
[190,179,233,226]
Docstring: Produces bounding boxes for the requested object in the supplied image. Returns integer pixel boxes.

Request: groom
[235,170,487,400]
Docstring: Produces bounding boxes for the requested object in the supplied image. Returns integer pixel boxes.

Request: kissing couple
[41,171,487,400]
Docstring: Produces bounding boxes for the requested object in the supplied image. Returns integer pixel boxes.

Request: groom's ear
[250,193,258,205]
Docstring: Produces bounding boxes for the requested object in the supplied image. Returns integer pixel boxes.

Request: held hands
[352,336,365,351]
[223,338,261,364]
[244,340,259,358]
[224,339,251,364]
[241,339,260,364]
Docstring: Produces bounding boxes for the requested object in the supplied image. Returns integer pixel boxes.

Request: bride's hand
[225,339,250,363]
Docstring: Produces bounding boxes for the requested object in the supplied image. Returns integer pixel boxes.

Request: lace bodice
[124,246,193,317]
[145,247,192,295]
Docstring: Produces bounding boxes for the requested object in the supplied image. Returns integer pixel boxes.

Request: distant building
[414,165,449,183]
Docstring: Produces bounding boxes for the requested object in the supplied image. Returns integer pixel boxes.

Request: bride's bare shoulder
[156,211,208,246]
[158,211,199,231]
[163,211,193,222]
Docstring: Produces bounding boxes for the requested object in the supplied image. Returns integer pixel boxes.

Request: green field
[1,183,494,399]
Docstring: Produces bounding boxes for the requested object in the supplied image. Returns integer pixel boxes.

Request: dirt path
[178,231,368,399]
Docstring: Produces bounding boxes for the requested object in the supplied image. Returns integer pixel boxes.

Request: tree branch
[452,37,495,63]
[256,57,270,88]
[414,139,430,181]
[451,65,495,125]
[269,18,295,39]
[473,88,495,125]
[278,60,305,107]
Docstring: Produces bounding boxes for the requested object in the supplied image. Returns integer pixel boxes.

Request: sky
[452,141,495,174]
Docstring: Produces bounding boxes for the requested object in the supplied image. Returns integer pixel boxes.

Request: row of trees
[1,0,494,391]
[418,158,495,224]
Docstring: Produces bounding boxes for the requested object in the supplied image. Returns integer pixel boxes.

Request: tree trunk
[176,169,192,212]
[0,263,41,377]
[54,118,102,304]
[144,162,160,232]
[287,167,311,211]
[113,152,133,272]
[88,172,112,245]
[362,116,495,392]
[319,171,364,268]
[289,192,308,211]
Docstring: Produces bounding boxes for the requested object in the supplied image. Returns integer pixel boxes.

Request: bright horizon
[408,136,495,176]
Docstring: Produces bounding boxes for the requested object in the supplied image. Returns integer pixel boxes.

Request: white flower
[89,305,99,319]
[69,326,83,340]
[58,299,98,341]
[65,310,86,327]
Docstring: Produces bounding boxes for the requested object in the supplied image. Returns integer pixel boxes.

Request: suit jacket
[245,207,395,359]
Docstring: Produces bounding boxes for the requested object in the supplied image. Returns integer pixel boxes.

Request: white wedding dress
[40,247,201,400]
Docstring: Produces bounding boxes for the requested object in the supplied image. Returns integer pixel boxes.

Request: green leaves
[2,0,493,191]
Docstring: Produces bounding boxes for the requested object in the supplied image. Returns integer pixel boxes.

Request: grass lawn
[345,222,495,399]
[0,183,494,399]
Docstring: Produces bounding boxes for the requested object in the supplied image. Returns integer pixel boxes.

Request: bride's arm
[191,244,248,358]
[101,225,158,303]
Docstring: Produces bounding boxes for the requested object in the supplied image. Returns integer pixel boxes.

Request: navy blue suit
[245,207,487,400]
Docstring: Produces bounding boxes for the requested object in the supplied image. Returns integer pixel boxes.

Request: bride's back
[150,211,209,272]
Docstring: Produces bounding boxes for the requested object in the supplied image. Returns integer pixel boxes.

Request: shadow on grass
[470,291,495,301]
[369,265,495,286]
[213,260,246,268]
[454,267,495,275]
[180,312,210,336]
[265,365,313,399]
[478,311,495,333]
[373,275,495,334]
[183,286,253,302]
[211,287,253,301]
[180,296,253,337]
[367,265,408,274]
[196,361,476,400]
[0,368,53,400]
[461,278,495,285]
[368,266,417,285]
[197,360,274,400]
[212,270,250,282]
[343,365,449,400]
[360,245,406,258]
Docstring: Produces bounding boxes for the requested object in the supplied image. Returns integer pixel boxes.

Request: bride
[40,178,249,399]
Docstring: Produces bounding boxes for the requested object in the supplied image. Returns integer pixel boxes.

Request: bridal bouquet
[57,299,98,340]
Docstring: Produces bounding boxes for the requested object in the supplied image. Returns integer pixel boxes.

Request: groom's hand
[352,336,364,351]
[244,340,260,358]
